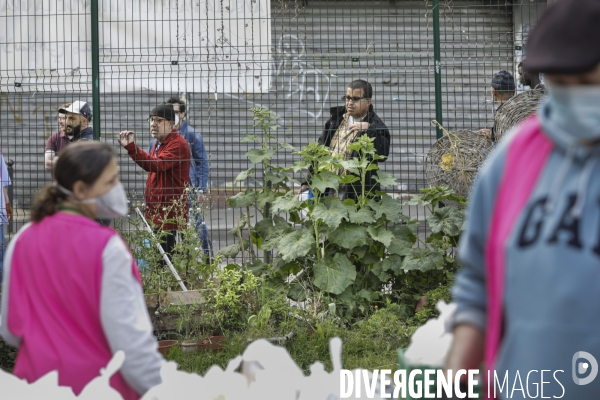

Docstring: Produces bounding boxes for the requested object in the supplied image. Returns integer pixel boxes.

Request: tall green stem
[314,221,321,261]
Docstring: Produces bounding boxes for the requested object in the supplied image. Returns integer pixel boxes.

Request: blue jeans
[189,195,213,257]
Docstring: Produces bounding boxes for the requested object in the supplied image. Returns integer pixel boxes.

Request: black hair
[348,80,373,99]
[166,96,186,114]
[31,141,115,222]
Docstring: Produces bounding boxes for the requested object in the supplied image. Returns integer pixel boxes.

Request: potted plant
[157,340,178,356]
[197,335,226,353]
[180,340,198,353]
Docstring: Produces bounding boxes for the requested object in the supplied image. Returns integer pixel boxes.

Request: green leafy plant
[220,107,467,319]
[205,266,260,331]
[390,186,466,315]
[0,337,16,372]
[116,190,220,294]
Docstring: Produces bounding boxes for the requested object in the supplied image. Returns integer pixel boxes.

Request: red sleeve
[45,133,58,152]
[125,138,188,173]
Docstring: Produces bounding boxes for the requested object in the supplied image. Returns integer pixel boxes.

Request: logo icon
[572,351,598,385]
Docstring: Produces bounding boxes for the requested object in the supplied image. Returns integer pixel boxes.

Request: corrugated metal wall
[0,0,541,252]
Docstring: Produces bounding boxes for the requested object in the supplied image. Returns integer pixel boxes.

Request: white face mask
[57,182,129,219]
[546,82,600,142]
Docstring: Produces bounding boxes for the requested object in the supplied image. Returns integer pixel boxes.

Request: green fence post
[432,0,443,140]
[91,0,101,140]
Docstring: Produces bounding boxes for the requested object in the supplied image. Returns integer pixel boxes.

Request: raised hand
[118,131,135,147]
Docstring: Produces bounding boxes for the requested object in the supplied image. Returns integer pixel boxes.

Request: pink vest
[484,117,553,398]
[7,212,141,399]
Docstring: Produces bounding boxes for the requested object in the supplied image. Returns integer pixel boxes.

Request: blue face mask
[546,82,600,142]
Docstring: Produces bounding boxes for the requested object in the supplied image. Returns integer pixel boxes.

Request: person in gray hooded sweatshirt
[446,0,600,398]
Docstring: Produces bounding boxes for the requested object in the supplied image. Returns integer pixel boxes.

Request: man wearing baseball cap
[45,101,94,174]
[446,0,600,397]
[119,104,191,260]
[58,100,94,142]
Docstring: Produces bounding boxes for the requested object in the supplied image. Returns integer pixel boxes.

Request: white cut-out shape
[241,338,305,400]
[1,368,78,400]
[0,338,393,399]
[0,351,130,400]
[78,351,125,400]
[404,301,457,367]
[330,337,342,372]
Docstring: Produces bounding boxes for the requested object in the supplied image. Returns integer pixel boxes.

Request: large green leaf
[261,235,281,251]
[371,258,393,281]
[385,255,405,275]
[367,226,394,247]
[271,255,286,271]
[339,160,360,175]
[241,134,260,143]
[346,206,376,224]
[337,285,358,313]
[387,238,413,256]
[217,243,241,258]
[367,194,403,221]
[402,248,445,272]
[311,171,340,193]
[234,168,255,182]
[246,148,276,164]
[291,159,312,173]
[427,207,465,237]
[227,190,256,208]
[277,228,314,261]
[339,175,360,185]
[248,259,268,276]
[265,170,290,185]
[272,195,300,213]
[288,282,308,302]
[313,253,357,295]
[311,199,348,230]
[263,276,289,296]
[253,218,275,238]
[362,251,381,265]
[273,215,292,230]
[256,190,278,210]
[278,142,296,151]
[389,224,418,242]
[227,212,248,236]
[350,245,369,259]
[273,261,302,277]
[254,216,291,250]
[386,225,416,256]
[329,223,371,249]
[403,186,467,207]
[373,171,397,187]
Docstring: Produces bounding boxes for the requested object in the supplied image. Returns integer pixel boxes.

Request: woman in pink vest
[0,141,162,399]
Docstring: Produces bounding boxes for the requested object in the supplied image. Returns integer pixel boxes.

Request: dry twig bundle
[423,122,493,198]
[493,88,546,142]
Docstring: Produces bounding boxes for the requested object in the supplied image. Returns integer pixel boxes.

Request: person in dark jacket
[300,79,391,201]
[479,70,516,142]
[119,104,191,260]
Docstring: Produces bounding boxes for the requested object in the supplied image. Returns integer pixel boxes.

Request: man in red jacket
[119,104,191,259]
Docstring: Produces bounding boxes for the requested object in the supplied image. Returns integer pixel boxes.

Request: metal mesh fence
[0,0,547,254]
